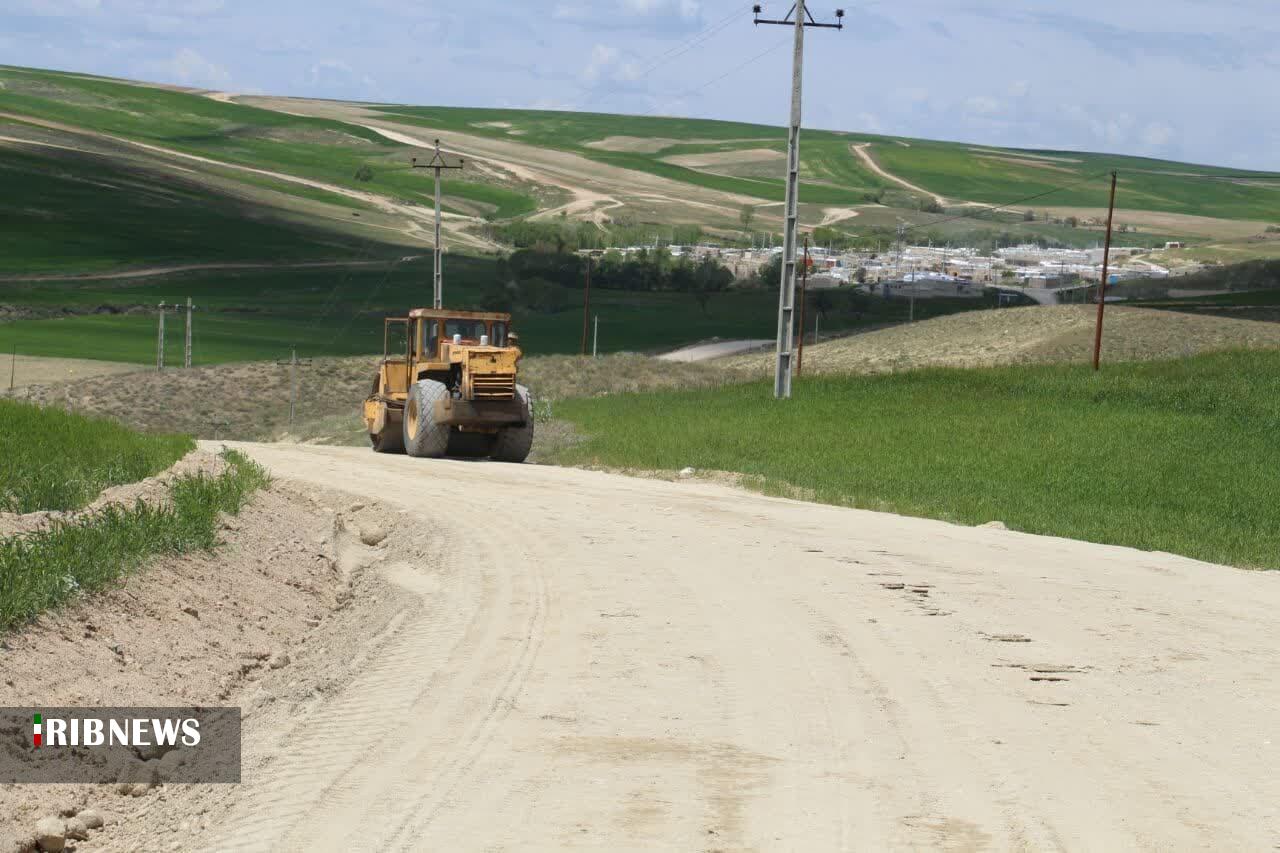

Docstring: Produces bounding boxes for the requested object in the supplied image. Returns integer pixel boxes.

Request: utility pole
[796,238,810,375]
[8,344,15,397]
[276,348,313,431]
[156,302,168,371]
[754,1,844,399]
[1093,171,1119,371]
[580,254,593,356]
[411,140,464,309]
[184,297,196,368]
[593,314,600,358]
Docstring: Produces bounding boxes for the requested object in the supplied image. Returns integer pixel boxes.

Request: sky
[3,0,1278,170]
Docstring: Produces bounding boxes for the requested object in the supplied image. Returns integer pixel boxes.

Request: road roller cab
[362,309,534,462]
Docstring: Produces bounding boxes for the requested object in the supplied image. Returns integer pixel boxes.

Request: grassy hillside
[2,63,1277,367]
[0,398,193,512]
[549,350,1280,569]
[0,66,538,220]
[375,104,1280,220]
[0,144,390,274]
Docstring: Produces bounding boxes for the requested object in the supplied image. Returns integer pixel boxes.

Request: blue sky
[3,0,1278,170]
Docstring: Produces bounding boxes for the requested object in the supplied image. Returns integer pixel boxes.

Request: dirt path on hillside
[0,114,497,252]
[0,259,411,283]
[852,142,949,207]
[98,440,1280,851]
[239,97,760,225]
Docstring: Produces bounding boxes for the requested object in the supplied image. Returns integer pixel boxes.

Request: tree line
[467,247,736,315]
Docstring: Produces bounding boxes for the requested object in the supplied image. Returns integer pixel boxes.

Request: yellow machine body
[363,309,525,444]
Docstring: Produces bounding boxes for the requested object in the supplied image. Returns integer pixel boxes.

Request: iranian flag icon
[32,714,41,748]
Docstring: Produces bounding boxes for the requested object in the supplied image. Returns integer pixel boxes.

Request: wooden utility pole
[754,0,844,399]
[796,238,810,375]
[1093,171,1119,371]
[411,141,464,309]
[8,345,15,396]
[580,255,593,356]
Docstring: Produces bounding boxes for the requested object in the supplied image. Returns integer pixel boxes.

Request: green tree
[739,204,756,230]
[691,256,733,314]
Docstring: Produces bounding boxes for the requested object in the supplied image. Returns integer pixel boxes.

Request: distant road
[0,259,412,283]
[658,339,773,362]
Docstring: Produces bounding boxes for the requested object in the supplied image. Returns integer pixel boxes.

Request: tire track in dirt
[179,442,1280,850]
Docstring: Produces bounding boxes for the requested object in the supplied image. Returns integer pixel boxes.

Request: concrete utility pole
[593,314,600,358]
[754,1,844,399]
[1093,171,1119,371]
[184,297,197,369]
[156,302,168,371]
[411,140,465,309]
[276,348,313,431]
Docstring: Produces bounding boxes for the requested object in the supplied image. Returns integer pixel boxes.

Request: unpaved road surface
[191,442,1279,850]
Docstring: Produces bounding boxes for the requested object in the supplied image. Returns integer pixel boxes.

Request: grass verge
[0,399,194,512]
[0,448,269,633]
[547,350,1280,570]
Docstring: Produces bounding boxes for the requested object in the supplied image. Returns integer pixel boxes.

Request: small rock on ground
[62,817,88,842]
[359,526,387,546]
[35,816,65,852]
[979,521,1008,530]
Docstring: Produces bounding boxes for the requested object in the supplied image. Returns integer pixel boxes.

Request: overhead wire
[573,6,747,112]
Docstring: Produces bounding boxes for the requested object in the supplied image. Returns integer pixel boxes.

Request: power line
[573,7,745,111]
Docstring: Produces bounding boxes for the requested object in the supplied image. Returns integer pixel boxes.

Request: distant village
[582,241,1208,304]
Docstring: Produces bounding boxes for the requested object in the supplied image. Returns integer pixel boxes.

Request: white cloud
[964,95,1002,115]
[143,47,229,87]
[582,43,619,82]
[10,0,100,15]
[1142,123,1175,147]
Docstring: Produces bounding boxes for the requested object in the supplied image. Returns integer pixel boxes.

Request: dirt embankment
[0,472,421,853]
[0,451,222,539]
[18,354,743,445]
[720,305,1280,375]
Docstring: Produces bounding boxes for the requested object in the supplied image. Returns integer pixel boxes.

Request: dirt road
[658,339,773,362]
[190,442,1279,851]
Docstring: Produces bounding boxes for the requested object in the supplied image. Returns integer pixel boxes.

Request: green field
[0,144,396,274]
[0,261,995,364]
[0,398,193,512]
[0,66,538,221]
[375,104,1280,220]
[549,350,1280,569]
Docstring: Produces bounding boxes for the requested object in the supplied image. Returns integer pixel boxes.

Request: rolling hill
[2,63,1279,364]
